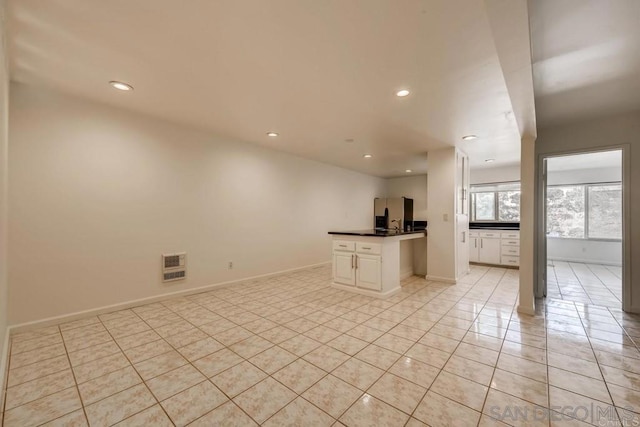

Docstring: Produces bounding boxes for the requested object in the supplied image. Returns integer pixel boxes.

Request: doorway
[538,149,628,310]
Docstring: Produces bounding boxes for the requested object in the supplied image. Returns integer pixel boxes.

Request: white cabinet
[478,237,501,264]
[500,231,520,266]
[333,251,355,286]
[355,253,382,291]
[332,242,381,291]
[469,230,520,267]
[456,150,469,215]
[455,149,470,279]
[469,236,479,263]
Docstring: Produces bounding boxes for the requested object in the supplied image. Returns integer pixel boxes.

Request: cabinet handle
[355,255,358,269]
[339,244,347,248]
[462,232,466,243]
[351,254,354,269]
[362,247,371,250]
[481,239,483,249]
[475,240,477,248]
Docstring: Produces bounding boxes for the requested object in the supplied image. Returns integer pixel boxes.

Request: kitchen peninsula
[328,229,427,297]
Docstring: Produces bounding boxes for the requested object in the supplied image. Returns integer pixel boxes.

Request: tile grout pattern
[2,264,640,426]
[547,261,622,307]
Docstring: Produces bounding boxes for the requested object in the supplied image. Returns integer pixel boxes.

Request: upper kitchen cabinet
[456,150,470,215]
[427,147,470,283]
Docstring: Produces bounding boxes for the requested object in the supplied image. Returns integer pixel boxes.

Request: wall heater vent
[162,252,186,282]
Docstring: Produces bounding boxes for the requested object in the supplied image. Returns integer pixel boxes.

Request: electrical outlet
[443,213,449,222]
[228,261,233,270]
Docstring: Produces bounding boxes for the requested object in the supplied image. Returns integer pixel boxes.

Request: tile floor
[547,261,622,308]
[2,264,639,426]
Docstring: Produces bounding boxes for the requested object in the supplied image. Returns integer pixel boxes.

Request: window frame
[470,181,521,223]
[470,191,497,221]
[546,181,622,242]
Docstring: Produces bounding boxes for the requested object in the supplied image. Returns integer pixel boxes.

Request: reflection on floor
[547,260,622,308]
[2,264,639,426]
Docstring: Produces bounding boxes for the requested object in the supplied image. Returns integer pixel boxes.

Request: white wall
[536,111,640,313]
[1,0,10,409]
[385,175,428,220]
[547,166,621,185]
[547,239,621,266]
[8,84,386,324]
[426,148,456,281]
[470,164,520,185]
[546,165,622,266]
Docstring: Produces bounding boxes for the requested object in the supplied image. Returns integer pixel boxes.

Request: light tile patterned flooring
[2,264,640,426]
[547,261,622,308]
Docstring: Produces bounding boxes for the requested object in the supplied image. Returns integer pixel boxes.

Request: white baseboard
[330,282,401,299]
[517,305,536,316]
[400,269,414,280]
[0,327,10,416]
[628,305,640,315]
[425,275,457,284]
[547,257,622,267]
[9,261,331,335]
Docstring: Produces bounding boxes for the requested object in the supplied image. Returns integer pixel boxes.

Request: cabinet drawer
[333,240,355,252]
[479,231,500,238]
[501,231,520,239]
[502,255,520,266]
[356,242,381,255]
[501,246,520,256]
[469,231,479,238]
[502,239,519,246]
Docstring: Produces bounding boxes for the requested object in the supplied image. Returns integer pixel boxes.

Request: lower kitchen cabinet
[469,230,520,267]
[470,237,479,263]
[333,251,355,286]
[332,241,382,291]
[478,236,501,264]
[329,232,426,297]
[355,253,382,291]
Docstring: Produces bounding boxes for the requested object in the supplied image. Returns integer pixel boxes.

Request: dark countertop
[469,226,520,231]
[469,222,520,231]
[328,229,427,237]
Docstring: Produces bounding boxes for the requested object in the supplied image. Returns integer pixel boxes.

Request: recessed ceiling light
[485,159,495,163]
[462,135,478,141]
[109,81,133,91]
[396,89,410,97]
[266,132,279,137]
[405,169,412,173]
[363,154,372,158]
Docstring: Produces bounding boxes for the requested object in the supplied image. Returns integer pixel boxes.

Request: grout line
[53,325,90,426]
[3,265,639,426]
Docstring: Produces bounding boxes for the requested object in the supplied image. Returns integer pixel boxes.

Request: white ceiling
[547,150,622,172]
[530,0,640,128]
[7,0,535,177]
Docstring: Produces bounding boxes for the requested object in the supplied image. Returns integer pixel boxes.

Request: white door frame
[536,145,630,312]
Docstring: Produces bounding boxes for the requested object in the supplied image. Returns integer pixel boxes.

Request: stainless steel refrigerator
[374,197,414,231]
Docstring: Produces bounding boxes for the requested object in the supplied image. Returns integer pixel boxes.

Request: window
[546,183,621,240]
[546,186,585,238]
[473,192,496,220]
[498,191,520,221]
[470,182,520,222]
[588,184,622,239]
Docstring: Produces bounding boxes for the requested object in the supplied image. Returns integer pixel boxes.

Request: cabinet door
[333,252,355,286]
[356,254,381,291]
[478,238,501,265]
[456,218,469,278]
[456,151,464,215]
[469,238,479,262]
[455,151,469,215]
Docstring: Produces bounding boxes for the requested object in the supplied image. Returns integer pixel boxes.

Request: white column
[518,136,536,315]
